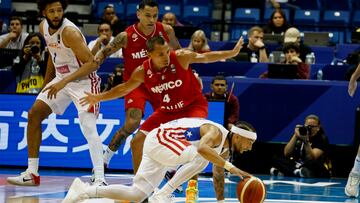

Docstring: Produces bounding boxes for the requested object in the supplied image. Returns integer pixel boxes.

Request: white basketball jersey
[158,118,229,154]
[43,18,88,79]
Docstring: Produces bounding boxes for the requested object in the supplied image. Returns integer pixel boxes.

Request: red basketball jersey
[143,51,206,112]
[123,22,170,81]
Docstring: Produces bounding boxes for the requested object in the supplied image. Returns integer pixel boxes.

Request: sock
[352,155,360,174]
[103,147,116,166]
[28,158,39,174]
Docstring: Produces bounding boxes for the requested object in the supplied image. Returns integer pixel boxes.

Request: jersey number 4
[163,94,171,103]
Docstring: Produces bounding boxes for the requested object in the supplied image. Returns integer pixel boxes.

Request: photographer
[270,114,331,178]
[12,32,47,94]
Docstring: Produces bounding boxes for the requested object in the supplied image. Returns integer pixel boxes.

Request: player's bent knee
[130,133,145,149]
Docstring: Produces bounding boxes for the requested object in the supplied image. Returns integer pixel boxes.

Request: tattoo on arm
[110,33,127,50]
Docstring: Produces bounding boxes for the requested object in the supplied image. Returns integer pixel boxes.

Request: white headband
[230,125,257,140]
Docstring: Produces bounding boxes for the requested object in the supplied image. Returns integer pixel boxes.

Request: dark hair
[138,0,158,10]
[22,32,46,54]
[283,42,300,53]
[211,75,227,84]
[234,121,256,133]
[98,21,112,32]
[37,0,68,13]
[269,9,288,26]
[9,16,23,25]
[146,36,165,52]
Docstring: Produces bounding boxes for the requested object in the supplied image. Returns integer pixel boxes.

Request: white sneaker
[345,171,360,197]
[62,178,90,203]
[7,170,40,186]
[148,189,174,203]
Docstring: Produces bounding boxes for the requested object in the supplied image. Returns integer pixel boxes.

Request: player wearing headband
[63,118,256,203]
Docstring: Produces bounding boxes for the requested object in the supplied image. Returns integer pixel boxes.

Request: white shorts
[37,76,100,115]
[133,130,198,194]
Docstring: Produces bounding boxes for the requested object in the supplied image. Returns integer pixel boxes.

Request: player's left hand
[80,92,99,106]
[42,80,66,100]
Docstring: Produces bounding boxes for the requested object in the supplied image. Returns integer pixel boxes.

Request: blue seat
[0,0,11,14]
[294,10,320,24]
[233,8,260,22]
[230,28,248,41]
[328,31,345,44]
[352,10,360,27]
[322,0,351,10]
[183,0,210,6]
[183,6,210,26]
[125,3,138,19]
[322,10,350,26]
[263,9,290,22]
[96,2,125,20]
[159,4,181,17]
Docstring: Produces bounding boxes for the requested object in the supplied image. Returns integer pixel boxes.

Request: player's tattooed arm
[212,150,229,201]
[95,32,127,64]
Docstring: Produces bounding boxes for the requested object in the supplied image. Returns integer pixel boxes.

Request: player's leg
[7,78,70,186]
[345,144,360,197]
[103,107,142,166]
[153,154,209,198]
[64,152,167,202]
[130,130,146,174]
[70,79,106,185]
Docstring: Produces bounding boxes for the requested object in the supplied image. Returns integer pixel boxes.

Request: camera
[30,45,40,55]
[298,125,312,136]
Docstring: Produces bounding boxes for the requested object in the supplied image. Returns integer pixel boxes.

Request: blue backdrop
[0,94,225,171]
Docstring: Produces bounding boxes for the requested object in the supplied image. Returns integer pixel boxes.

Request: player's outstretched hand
[229,167,251,180]
[42,80,66,100]
[233,36,244,54]
[80,92,99,106]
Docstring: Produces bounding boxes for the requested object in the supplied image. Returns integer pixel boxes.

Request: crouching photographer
[12,32,47,94]
[270,114,332,178]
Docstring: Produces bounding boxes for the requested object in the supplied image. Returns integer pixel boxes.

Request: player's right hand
[80,92,100,106]
[229,167,251,180]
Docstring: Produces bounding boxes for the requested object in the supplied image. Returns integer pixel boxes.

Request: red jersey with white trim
[122,22,169,81]
[142,51,206,112]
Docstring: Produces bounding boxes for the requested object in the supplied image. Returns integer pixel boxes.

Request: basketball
[236,176,266,203]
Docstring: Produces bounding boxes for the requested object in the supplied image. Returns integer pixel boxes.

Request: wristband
[224,161,235,171]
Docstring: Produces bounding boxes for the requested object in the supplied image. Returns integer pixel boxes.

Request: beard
[45,16,64,30]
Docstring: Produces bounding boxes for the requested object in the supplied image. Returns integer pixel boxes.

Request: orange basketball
[236,176,266,203]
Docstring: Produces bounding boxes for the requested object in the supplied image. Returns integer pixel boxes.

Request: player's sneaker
[62,178,90,203]
[149,189,174,203]
[345,171,360,197]
[6,170,40,186]
[164,170,183,193]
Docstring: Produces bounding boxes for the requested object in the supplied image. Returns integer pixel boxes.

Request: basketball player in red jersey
[94,0,181,169]
[81,35,244,174]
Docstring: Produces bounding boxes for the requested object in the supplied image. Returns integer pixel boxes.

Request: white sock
[103,147,116,166]
[28,158,39,174]
[352,155,360,174]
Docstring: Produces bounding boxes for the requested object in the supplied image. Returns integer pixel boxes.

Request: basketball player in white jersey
[63,118,256,203]
[7,0,105,186]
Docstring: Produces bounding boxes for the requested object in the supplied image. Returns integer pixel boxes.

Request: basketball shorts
[37,76,100,115]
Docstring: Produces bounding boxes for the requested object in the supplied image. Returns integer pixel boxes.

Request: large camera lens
[298,126,308,136]
[31,45,40,54]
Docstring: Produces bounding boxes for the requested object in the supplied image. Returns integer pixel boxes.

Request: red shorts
[140,97,208,132]
[124,84,161,114]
